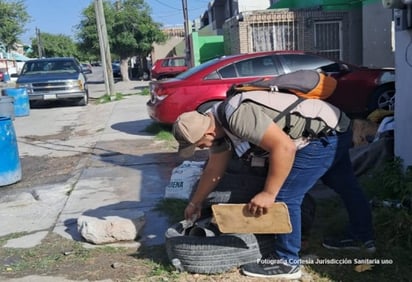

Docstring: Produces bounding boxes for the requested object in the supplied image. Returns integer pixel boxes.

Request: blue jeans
[274,130,374,264]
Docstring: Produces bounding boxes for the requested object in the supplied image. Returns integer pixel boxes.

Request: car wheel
[197,101,221,114]
[165,221,274,274]
[76,93,88,106]
[369,84,395,112]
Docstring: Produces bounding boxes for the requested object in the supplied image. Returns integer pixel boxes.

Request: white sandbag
[164,161,205,199]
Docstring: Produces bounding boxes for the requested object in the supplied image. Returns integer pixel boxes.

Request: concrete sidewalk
[1,79,181,281]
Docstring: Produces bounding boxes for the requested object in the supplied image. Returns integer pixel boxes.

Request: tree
[0,0,30,51]
[30,32,79,58]
[77,0,166,81]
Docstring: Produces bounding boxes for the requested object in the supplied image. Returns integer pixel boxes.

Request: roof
[27,57,77,62]
[11,52,31,61]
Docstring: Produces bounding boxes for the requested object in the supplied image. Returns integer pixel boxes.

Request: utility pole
[36,28,44,58]
[94,0,115,98]
[182,0,192,68]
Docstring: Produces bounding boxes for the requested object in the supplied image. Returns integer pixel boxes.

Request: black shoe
[241,256,301,279]
[322,238,376,253]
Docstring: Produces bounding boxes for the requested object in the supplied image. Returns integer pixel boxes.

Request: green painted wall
[191,32,225,66]
[271,0,321,9]
[270,0,378,10]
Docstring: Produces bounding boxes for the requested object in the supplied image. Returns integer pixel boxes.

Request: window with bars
[314,21,342,60]
[251,22,297,52]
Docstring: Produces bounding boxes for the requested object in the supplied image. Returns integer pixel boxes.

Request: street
[0,68,182,246]
[1,67,154,190]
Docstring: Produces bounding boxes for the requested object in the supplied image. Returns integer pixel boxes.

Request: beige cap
[172,111,212,158]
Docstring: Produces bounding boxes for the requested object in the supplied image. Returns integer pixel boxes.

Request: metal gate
[251,22,297,52]
[241,11,344,61]
[246,11,297,53]
[313,21,342,60]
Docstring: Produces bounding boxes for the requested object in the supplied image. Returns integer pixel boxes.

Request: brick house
[153,1,393,68]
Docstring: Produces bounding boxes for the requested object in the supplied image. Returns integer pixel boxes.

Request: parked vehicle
[16,57,89,106]
[112,63,121,77]
[151,56,188,80]
[81,63,93,74]
[147,50,395,124]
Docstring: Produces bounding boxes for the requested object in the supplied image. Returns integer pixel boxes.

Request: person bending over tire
[172,90,375,280]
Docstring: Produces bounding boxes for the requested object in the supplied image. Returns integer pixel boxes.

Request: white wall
[363,3,394,68]
[394,29,412,167]
[151,37,185,62]
[238,0,271,12]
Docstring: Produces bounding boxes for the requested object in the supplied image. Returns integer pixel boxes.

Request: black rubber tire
[76,93,88,106]
[165,221,274,274]
[168,157,317,274]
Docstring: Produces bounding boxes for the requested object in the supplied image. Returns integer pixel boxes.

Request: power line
[152,0,181,11]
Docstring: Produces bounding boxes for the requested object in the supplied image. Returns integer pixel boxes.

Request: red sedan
[151,56,188,80]
[147,51,395,124]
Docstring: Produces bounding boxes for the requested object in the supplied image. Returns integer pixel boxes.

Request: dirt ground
[0,150,316,281]
[1,231,316,281]
[0,150,302,281]
[7,155,82,189]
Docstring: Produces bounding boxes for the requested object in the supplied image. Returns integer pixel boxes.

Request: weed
[151,157,412,280]
[140,87,150,96]
[144,122,174,141]
[362,157,412,206]
[98,93,124,103]
[300,157,412,281]
[155,198,187,223]
[0,233,27,246]
[359,158,412,250]
[2,155,410,281]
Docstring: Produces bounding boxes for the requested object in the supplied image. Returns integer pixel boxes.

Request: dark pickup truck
[16,57,89,106]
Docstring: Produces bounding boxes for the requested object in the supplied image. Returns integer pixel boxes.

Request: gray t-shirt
[211,93,351,156]
[228,101,333,144]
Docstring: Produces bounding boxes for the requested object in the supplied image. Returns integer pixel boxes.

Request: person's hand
[184,202,201,222]
[248,191,276,216]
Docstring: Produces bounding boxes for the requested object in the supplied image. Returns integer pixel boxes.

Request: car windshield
[21,60,79,75]
[175,58,221,79]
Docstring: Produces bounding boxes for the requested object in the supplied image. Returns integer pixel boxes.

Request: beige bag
[211,203,292,234]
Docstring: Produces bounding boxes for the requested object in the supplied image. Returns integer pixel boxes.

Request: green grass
[361,157,412,201]
[155,198,187,223]
[144,122,174,142]
[98,92,124,103]
[1,234,92,274]
[302,196,411,281]
[139,87,150,96]
[96,87,149,104]
[151,157,412,281]
[300,157,412,281]
[2,154,409,281]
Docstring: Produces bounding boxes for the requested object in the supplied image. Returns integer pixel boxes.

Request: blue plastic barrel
[0,95,15,120]
[0,116,22,186]
[3,73,10,82]
[2,88,30,117]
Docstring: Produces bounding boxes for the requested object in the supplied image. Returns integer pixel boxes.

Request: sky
[21,0,208,44]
